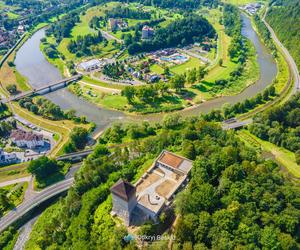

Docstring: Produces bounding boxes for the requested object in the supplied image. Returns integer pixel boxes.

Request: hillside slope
[266,0,300,70]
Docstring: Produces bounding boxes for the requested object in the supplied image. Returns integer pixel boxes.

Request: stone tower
[111,179,137,226]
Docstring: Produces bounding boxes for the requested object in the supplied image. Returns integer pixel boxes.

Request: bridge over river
[2,75,82,103]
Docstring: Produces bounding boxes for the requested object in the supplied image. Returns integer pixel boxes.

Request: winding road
[1,5,300,240]
[0,178,74,233]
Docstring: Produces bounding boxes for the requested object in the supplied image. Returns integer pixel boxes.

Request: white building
[10,130,44,149]
[0,148,17,165]
[78,59,102,72]
[111,150,193,226]
[142,26,154,40]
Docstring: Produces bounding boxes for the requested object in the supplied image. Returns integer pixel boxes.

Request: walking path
[0,177,31,188]
[13,215,39,250]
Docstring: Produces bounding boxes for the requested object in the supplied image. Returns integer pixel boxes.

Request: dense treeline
[63,127,89,153]
[266,0,300,70]
[132,0,219,10]
[105,6,151,19]
[0,119,16,138]
[68,31,104,57]
[223,5,245,62]
[202,85,276,122]
[0,227,17,250]
[0,102,10,119]
[254,15,277,56]
[18,97,87,123]
[174,140,300,249]
[25,113,300,249]
[127,15,215,54]
[46,12,80,42]
[249,93,300,158]
[223,4,241,37]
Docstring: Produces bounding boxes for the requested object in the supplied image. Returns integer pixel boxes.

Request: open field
[82,75,125,90]
[69,81,188,114]
[171,57,203,75]
[238,130,300,178]
[0,51,31,94]
[222,0,258,5]
[150,64,164,74]
[0,163,29,183]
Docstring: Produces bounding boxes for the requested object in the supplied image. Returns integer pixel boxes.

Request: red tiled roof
[158,151,184,169]
[10,130,43,142]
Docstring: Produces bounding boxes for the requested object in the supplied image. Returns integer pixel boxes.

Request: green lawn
[0,182,28,213]
[6,11,19,19]
[171,57,203,74]
[222,0,258,5]
[239,130,300,178]
[69,82,187,114]
[150,64,164,74]
[82,75,125,90]
[40,41,65,74]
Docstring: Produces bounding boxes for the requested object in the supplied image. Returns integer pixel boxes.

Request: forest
[23,113,300,249]
[105,6,151,19]
[0,102,10,119]
[46,12,80,42]
[18,97,87,124]
[67,31,104,57]
[0,119,16,138]
[131,0,219,10]
[249,93,300,163]
[266,0,300,70]
[127,15,215,54]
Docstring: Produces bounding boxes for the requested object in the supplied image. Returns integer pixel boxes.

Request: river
[14,14,277,129]
[14,29,125,134]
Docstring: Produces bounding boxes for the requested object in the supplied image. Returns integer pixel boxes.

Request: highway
[0,178,74,233]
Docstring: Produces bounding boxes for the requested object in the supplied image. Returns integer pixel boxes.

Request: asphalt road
[0,178,74,233]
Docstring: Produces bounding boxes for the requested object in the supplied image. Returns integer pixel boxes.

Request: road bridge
[2,75,82,103]
[222,118,253,130]
[56,149,94,162]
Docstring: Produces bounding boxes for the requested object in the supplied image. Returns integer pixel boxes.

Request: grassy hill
[266,0,300,70]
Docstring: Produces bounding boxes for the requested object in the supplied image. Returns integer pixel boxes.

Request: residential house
[10,129,44,149]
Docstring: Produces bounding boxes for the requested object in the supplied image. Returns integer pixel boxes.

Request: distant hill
[266,0,300,70]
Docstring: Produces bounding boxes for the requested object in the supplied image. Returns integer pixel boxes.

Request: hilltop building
[141,26,154,40]
[10,129,44,149]
[111,150,193,226]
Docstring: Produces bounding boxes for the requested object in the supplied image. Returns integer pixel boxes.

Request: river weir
[14,14,277,129]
